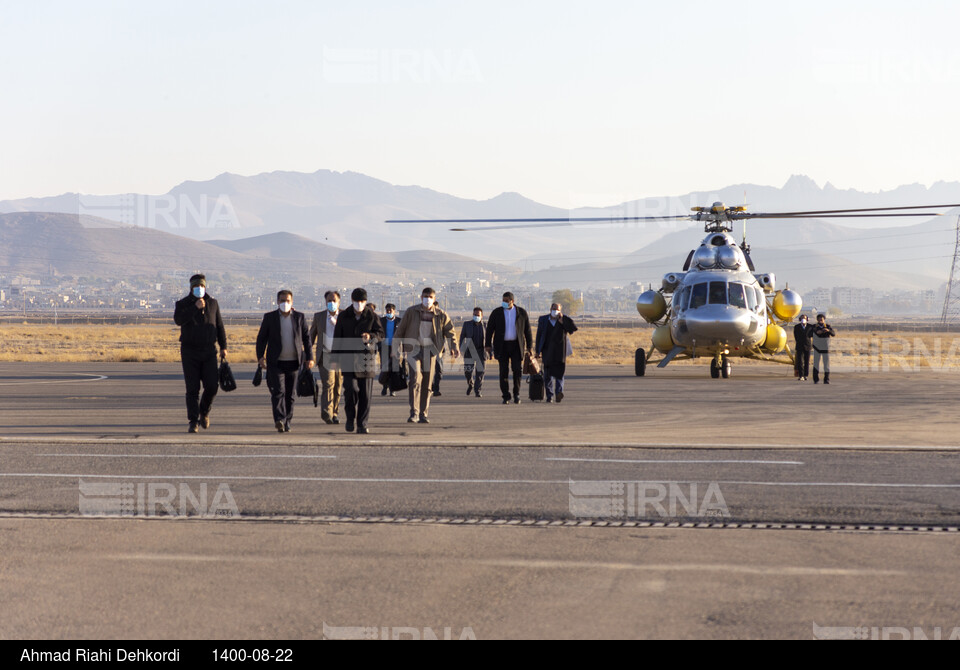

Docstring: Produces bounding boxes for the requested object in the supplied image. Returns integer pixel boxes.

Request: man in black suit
[332,288,385,435]
[485,291,533,404]
[174,274,228,433]
[535,303,578,403]
[256,289,314,433]
[460,306,486,398]
[793,314,813,381]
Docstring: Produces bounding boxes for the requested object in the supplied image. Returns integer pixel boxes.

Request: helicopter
[387,202,960,378]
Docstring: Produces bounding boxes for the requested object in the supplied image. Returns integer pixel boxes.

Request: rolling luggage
[528,372,545,401]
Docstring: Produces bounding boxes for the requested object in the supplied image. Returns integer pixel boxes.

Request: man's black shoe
[514,396,521,405]
[284,423,291,432]
[418,417,430,424]
[502,398,510,405]
[332,416,340,424]
[475,392,482,398]
[556,391,564,403]
[546,397,553,403]
[199,415,210,430]
[275,421,285,433]
[408,415,418,423]
[188,422,199,434]
[381,387,388,396]
[433,391,442,397]
[358,427,370,435]
[346,421,355,433]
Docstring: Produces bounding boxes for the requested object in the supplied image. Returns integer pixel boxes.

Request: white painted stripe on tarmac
[477,559,906,576]
[0,472,959,488]
[545,458,804,465]
[0,374,108,386]
[39,454,337,460]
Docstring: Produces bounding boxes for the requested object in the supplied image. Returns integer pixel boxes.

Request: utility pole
[941,215,960,325]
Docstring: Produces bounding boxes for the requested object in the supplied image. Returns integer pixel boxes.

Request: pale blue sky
[2,0,959,206]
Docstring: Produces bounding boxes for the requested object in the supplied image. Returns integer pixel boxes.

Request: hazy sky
[2,0,960,207]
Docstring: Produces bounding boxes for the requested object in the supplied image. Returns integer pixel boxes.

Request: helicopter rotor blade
[736,203,960,219]
[741,212,957,219]
[386,215,694,231]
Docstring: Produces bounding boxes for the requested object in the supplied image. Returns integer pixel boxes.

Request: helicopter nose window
[728,283,747,309]
[708,282,727,305]
[673,286,690,312]
[746,284,758,311]
[689,283,708,310]
[755,286,766,312]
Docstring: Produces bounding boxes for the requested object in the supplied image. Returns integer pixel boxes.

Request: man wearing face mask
[395,287,459,424]
[379,303,399,397]
[485,292,533,405]
[309,291,343,424]
[332,288,385,434]
[256,290,315,433]
[794,314,813,382]
[459,306,486,398]
[535,303,579,403]
[174,274,228,433]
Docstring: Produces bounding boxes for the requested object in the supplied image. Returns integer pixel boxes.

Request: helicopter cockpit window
[708,282,727,305]
[755,287,766,313]
[689,283,708,310]
[745,283,758,311]
[728,283,747,309]
[673,287,689,312]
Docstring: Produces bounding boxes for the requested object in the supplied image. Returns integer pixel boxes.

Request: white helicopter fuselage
[669,269,769,356]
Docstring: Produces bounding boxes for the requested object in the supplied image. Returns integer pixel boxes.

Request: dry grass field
[2,322,960,371]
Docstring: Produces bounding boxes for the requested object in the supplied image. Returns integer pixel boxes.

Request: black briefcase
[389,364,408,392]
[296,365,320,407]
[218,361,237,392]
[252,366,263,387]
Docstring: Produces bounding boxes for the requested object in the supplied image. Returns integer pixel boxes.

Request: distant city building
[832,287,874,313]
[805,288,832,311]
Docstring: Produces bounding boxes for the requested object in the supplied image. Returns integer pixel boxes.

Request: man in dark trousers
[332,288,384,435]
[535,302,579,403]
[174,274,228,433]
[309,290,343,423]
[793,314,813,382]
[256,290,314,433]
[812,313,837,385]
[460,306,486,398]
[485,291,533,405]
[379,303,399,397]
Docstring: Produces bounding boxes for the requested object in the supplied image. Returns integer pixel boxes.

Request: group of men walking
[175,278,580,433]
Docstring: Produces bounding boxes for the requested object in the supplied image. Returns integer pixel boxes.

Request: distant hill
[3,169,959,289]
[0,213,519,283]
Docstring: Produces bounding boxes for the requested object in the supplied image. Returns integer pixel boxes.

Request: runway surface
[1,363,958,638]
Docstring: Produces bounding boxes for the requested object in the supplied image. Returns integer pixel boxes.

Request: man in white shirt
[485,291,533,404]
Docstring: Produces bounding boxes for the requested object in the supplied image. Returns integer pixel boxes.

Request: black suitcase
[528,372,545,401]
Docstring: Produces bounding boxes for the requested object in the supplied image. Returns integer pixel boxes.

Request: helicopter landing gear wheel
[710,358,721,379]
[635,348,647,377]
[721,357,732,379]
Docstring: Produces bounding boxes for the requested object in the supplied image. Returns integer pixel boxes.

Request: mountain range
[2,170,958,291]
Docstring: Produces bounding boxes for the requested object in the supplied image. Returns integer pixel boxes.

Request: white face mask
[353,301,366,312]
[551,310,560,319]
[278,301,292,314]
[473,315,482,323]
[422,297,434,308]
[192,286,205,299]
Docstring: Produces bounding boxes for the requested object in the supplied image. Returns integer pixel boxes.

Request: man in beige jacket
[308,290,343,425]
[394,287,459,424]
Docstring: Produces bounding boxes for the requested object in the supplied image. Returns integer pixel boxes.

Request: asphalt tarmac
[1,362,958,639]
